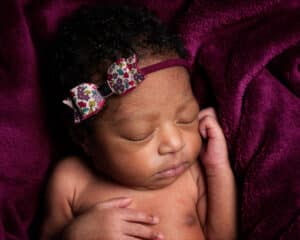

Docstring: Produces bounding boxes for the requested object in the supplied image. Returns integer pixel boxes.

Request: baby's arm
[41,157,162,240]
[40,157,76,239]
[197,108,237,240]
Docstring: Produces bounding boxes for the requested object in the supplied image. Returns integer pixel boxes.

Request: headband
[63,54,189,123]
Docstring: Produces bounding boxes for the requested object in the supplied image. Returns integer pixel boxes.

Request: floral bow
[63,54,189,123]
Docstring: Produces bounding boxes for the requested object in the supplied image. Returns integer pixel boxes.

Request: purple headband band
[141,58,189,75]
[63,54,189,123]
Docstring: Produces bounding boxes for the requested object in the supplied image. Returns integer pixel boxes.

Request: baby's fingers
[198,107,217,121]
[97,197,133,209]
[122,209,163,239]
[124,223,164,240]
[123,208,159,225]
[198,113,224,141]
[198,108,229,168]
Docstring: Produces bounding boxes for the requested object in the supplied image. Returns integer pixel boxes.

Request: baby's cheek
[188,131,202,159]
[195,134,202,156]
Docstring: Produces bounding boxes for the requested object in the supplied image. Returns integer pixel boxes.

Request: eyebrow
[112,96,197,126]
[176,96,197,113]
[111,111,159,126]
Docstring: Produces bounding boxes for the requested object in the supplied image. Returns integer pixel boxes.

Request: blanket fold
[0,0,299,239]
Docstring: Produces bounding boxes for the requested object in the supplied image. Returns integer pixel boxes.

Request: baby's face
[86,60,201,190]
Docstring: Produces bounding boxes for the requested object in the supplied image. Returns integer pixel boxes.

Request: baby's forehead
[101,71,194,123]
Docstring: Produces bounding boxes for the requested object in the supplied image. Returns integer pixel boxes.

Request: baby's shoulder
[42,157,95,236]
[53,155,92,181]
[53,155,92,177]
[46,156,93,202]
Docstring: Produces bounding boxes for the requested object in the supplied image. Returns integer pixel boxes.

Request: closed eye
[123,131,154,142]
[176,115,198,125]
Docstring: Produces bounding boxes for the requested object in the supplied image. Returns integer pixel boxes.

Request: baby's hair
[53,4,188,101]
[47,4,189,156]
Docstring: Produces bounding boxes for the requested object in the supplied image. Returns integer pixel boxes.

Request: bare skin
[41,57,236,240]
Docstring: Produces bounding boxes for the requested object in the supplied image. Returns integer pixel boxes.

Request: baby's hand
[63,197,163,240]
[198,107,237,240]
[198,107,230,172]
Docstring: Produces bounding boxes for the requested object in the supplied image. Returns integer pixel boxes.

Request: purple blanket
[0,0,299,239]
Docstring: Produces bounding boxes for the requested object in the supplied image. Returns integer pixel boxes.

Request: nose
[158,124,185,155]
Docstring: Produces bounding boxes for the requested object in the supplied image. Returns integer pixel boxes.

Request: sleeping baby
[41,4,237,240]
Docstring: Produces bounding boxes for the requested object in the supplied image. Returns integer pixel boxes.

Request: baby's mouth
[155,161,190,179]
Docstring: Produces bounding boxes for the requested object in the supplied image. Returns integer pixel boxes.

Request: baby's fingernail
[152,216,159,223]
[154,233,164,240]
[201,129,207,138]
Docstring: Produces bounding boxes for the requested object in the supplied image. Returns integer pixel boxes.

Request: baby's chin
[122,162,194,191]
[129,178,179,191]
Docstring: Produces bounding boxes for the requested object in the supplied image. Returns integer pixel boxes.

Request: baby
[41,4,236,240]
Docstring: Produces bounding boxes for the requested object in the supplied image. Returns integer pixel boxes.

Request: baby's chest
[75,174,205,240]
[131,187,203,238]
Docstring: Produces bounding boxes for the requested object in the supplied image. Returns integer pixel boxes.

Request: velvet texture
[0,0,299,239]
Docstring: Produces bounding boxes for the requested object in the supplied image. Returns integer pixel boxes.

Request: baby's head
[54,4,201,189]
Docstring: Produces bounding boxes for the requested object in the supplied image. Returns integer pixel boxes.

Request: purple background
[0,0,299,239]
